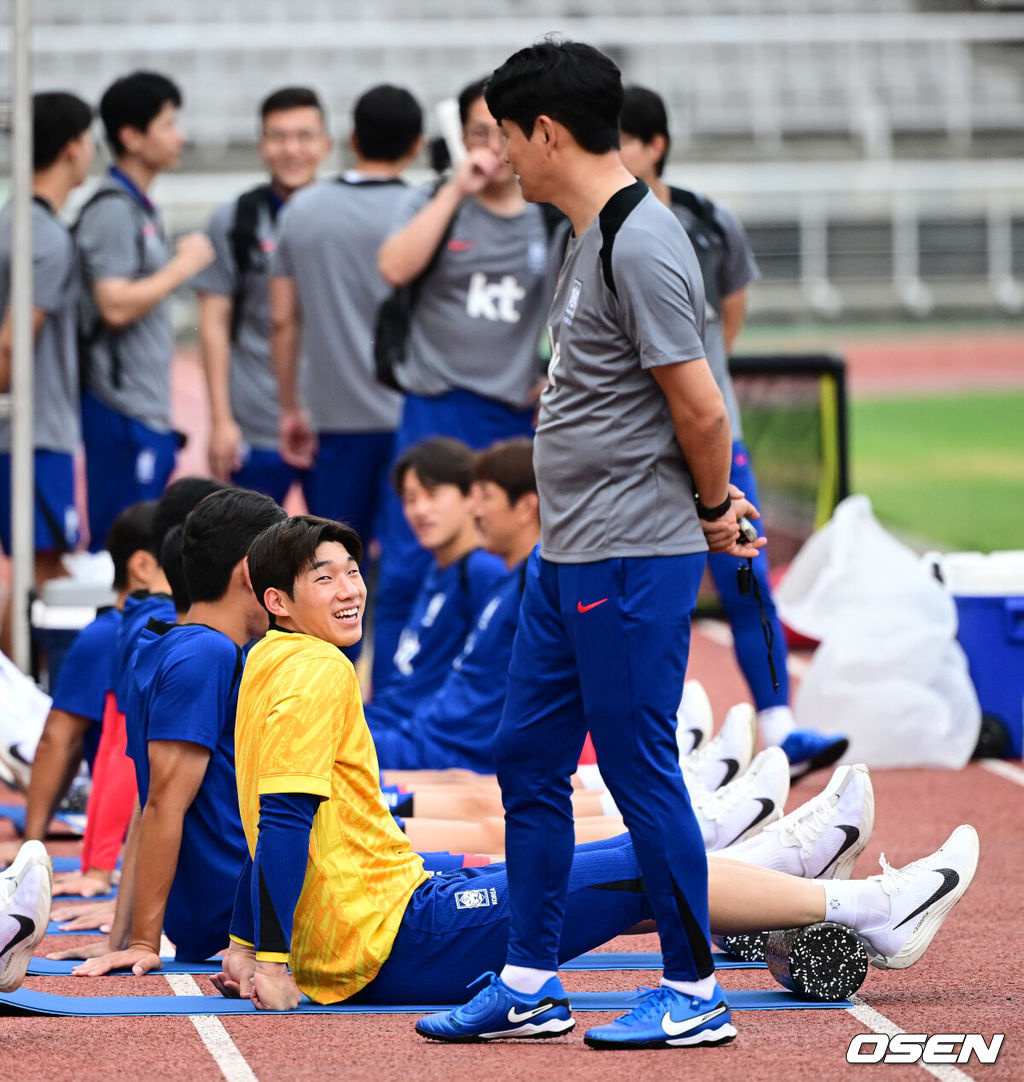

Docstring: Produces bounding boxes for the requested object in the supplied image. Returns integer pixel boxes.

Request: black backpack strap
[598,180,649,299]
[227,644,245,698]
[227,185,272,344]
[668,187,728,246]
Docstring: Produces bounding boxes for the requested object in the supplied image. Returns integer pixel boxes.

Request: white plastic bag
[776,495,980,768]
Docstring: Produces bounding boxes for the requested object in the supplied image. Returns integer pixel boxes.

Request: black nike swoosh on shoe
[718,758,740,787]
[892,868,960,930]
[6,744,32,767]
[724,798,775,848]
[817,825,860,876]
[1,914,36,954]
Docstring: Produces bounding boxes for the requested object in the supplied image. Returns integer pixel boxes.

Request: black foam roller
[764,921,869,1002]
[712,930,770,962]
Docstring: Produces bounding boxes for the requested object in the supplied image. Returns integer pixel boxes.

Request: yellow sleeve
[256,654,350,799]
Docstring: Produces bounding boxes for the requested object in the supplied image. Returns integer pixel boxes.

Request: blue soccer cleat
[583,982,737,1050]
[781,729,849,780]
[415,971,574,1042]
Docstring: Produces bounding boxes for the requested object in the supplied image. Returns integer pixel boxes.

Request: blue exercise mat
[0,988,852,1017]
[28,951,762,977]
[0,804,84,835]
[51,856,121,874]
[562,951,764,972]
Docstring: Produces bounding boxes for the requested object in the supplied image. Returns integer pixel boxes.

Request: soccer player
[373,77,563,686]
[618,85,847,779]
[271,85,422,536]
[420,39,765,1048]
[195,87,332,500]
[370,437,538,773]
[76,71,214,550]
[0,91,94,655]
[0,501,156,875]
[212,514,979,1018]
[366,437,505,715]
[70,488,286,975]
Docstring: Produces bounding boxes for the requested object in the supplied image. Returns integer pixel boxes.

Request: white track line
[161,936,257,1082]
[847,997,977,1082]
[980,759,1024,788]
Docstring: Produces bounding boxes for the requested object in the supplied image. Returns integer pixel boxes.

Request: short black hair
[182,489,286,605]
[620,85,671,177]
[151,477,228,564]
[485,38,622,155]
[105,500,157,591]
[33,92,93,171]
[475,437,536,506]
[247,515,364,616]
[160,523,190,614]
[260,86,325,125]
[458,78,489,126]
[352,84,422,162]
[392,437,476,496]
[100,71,182,157]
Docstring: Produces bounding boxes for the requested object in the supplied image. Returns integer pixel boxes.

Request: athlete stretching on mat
[211,515,979,1020]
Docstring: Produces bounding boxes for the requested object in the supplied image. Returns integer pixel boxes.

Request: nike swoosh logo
[718,758,740,787]
[576,598,608,614]
[507,998,564,1024]
[892,868,960,930]
[1,914,36,954]
[661,1002,728,1037]
[6,744,31,767]
[817,825,860,877]
[724,798,775,848]
[448,239,474,252]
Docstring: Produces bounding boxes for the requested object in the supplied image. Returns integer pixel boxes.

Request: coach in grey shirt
[76,72,213,551]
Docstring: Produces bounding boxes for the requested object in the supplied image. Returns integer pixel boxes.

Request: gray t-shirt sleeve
[192,201,236,297]
[612,225,707,370]
[33,224,73,312]
[76,198,145,281]
[388,182,435,236]
[715,203,760,300]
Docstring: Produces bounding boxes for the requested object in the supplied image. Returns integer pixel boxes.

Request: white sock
[823,880,890,934]
[576,764,606,791]
[758,705,797,747]
[500,964,557,995]
[661,974,717,1000]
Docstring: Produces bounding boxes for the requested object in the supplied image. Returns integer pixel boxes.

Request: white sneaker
[858,825,980,971]
[719,763,874,880]
[0,741,32,794]
[695,746,790,851]
[684,703,756,793]
[676,680,713,758]
[0,840,53,993]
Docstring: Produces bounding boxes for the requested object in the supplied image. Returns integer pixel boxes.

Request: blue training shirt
[368,548,506,724]
[50,606,122,724]
[123,621,248,961]
[113,591,176,712]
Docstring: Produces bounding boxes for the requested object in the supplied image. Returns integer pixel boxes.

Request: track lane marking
[161,935,257,1082]
[980,759,1024,787]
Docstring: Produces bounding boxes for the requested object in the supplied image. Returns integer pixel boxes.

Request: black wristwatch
[695,493,732,521]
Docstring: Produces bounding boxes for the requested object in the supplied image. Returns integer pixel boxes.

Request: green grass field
[850,390,1024,553]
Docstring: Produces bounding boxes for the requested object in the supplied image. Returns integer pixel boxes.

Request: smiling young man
[76,71,215,549]
[215,514,980,1016]
[195,87,332,500]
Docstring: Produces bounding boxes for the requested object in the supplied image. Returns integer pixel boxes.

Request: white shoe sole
[869,825,980,971]
[0,840,53,993]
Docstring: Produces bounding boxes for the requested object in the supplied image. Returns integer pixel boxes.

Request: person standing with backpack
[618,86,848,780]
[0,92,95,655]
[75,71,214,552]
[194,87,332,502]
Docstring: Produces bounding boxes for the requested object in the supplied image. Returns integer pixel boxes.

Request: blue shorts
[493,551,714,982]
[302,430,394,545]
[0,449,79,553]
[232,445,302,506]
[81,390,177,552]
[355,833,650,1005]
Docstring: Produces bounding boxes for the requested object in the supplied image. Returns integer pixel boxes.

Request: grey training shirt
[0,198,80,453]
[535,182,709,563]
[666,191,759,440]
[75,175,174,431]
[193,190,281,449]
[271,177,405,434]
[391,185,561,408]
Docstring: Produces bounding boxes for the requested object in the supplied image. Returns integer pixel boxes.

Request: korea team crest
[454,887,499,910]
